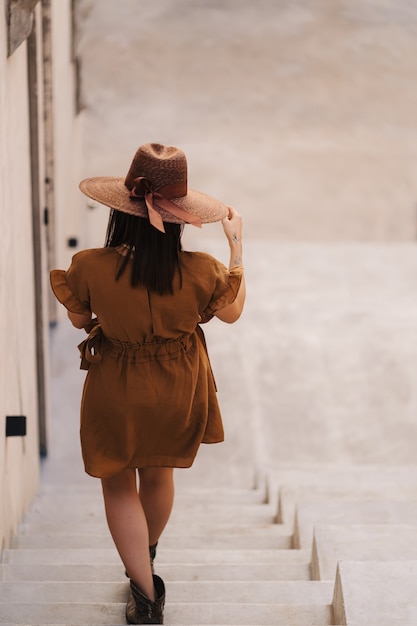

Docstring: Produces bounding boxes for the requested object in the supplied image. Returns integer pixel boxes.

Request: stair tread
[29,494,272,509]
[10,532,292,550]
[334,560,417,626]
[0,601,334,625]
[2,547,309,565]
[295,499,417,548]
[278,484,417,524]
[312,523,417,580]
[23,506,276,525]
[265,463,417,487]
[0,580,334,604]
[28,501,271,515]
[14,521,290,534]
[0,561,312,582]
[39,484,267,502]
[17,520,287,534]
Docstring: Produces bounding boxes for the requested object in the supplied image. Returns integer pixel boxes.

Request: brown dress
[50,247,243,478]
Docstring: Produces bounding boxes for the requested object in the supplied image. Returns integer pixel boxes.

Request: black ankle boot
[149,542,158,573]
[126,575,165,624]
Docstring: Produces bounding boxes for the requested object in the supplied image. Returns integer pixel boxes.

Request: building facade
[0,0,83,551]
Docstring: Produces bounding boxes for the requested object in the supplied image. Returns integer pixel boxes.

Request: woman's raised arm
[215,206,246,323]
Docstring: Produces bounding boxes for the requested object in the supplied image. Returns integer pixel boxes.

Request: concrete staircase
[270,463,417,625]
[0,475,338,625]
[3,464,417,624]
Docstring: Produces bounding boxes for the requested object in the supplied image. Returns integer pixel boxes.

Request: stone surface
[294,500,417,548]
[0,560,313,583]
[0,579,334,604]
[311,523,417,581]
[334,561,417,626]
[277,481,417,526]
[0,601,334,625]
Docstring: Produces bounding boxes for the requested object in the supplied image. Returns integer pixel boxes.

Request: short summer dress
[50,247,243,478]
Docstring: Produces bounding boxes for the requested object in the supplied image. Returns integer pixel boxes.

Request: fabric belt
[78,320,204,371]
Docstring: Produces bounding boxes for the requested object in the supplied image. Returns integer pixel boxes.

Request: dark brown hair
[105,209,183,295]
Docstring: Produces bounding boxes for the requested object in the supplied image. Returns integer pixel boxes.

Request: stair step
[266,465,417,498]
[311,523,417,580]
[167,602,334,625]
[0,601,334,625]
[295,500,417,548]
[278,483,417,524]
[2,547,309,566]
[11,530,292,550]
[171,580,333,604]
[334,560,417,626]
[39,484,267,505]
[17,520,289,538]
[0,560,312,582]
[24,502,276,525]
[0,580,333,604]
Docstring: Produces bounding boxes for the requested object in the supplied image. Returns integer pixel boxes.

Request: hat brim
[79,177,229,224]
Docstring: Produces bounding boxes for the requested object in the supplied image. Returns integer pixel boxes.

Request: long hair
[105,209,183,295]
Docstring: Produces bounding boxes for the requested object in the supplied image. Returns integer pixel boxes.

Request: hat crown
[125,143,187,193]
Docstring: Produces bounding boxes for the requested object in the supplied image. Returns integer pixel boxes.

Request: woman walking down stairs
[0,321,338,624]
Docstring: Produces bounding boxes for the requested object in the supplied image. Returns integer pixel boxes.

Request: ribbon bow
[78,321,104,370]
[129,176,202,233]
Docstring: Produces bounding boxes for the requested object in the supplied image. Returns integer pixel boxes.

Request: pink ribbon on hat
[129,176,202,233]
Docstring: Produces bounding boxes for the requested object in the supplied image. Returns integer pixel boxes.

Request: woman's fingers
[222,206,242,239]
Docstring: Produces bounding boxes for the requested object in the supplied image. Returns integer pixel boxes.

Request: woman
[50,143,245,624]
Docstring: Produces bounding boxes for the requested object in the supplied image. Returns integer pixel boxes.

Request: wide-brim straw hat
[79,143,229,232]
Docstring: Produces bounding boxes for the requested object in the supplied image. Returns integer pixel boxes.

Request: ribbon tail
[78,338,90,370]
[155,195,202,229]
[77,323,104,370]
[145,193,165,233]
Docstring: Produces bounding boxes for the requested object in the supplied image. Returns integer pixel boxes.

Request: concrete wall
[51,0,85,273]
[0,0,79,552]
[0,0,40,552]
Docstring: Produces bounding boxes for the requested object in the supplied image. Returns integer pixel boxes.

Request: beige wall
[0,1,40,550]
[51,0,85,273]
[0,0,79,551]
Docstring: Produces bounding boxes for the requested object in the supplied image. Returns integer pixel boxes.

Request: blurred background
[75,0,417,245]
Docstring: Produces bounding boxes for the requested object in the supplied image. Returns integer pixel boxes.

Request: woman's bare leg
[138,467,174,546]
[101,468,155,601]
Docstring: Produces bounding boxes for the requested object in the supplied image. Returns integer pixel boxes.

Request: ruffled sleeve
[50,265,91,314]
[201,265,244,323]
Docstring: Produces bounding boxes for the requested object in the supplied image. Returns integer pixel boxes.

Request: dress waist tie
[78,320,104,370]
[78,320,212,374]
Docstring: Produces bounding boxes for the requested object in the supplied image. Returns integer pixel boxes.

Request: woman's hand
[222,206,242,246]
[222,206,243,268]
